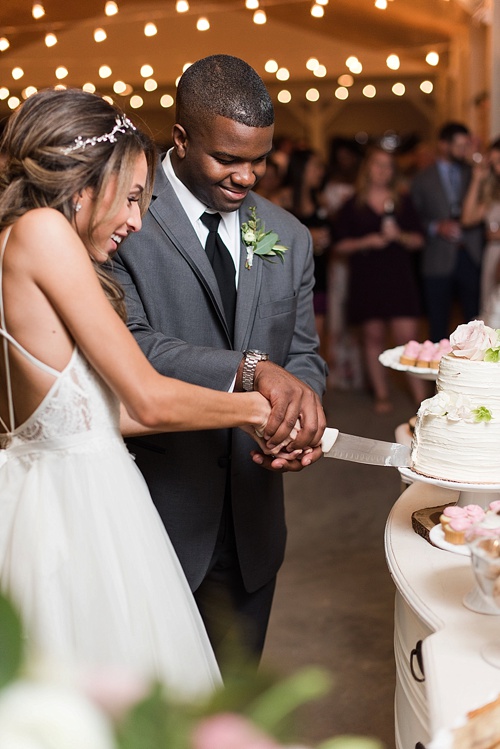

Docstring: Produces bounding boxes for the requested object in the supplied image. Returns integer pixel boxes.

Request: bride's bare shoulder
[6,209,78,262]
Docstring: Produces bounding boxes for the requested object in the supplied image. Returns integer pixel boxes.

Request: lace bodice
[0,348,121,451]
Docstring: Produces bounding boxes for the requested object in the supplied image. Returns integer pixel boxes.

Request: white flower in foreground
[418,392,451,417]
[0,680,117,749]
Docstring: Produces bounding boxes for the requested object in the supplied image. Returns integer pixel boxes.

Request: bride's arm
[16,209,273,437]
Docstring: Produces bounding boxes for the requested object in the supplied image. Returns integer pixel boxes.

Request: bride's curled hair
[0,88,157,319]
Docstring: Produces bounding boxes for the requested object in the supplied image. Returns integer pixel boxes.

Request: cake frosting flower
[450,320,498,360]
[418,392,491,423]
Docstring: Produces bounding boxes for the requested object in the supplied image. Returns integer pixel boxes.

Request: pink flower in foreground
[191,713,286,749]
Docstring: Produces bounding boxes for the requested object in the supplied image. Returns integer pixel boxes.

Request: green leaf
[473,406,492,422]
[317,737,385,749]
[485,347,500,363]
[116,684,195,749]
[254,232,280,255]
[245,667,332,736]
[0,593,23,689]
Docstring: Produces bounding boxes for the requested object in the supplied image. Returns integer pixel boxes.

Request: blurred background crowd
[256,122,500,414]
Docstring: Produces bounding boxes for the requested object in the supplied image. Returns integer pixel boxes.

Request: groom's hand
[252,360,325,453]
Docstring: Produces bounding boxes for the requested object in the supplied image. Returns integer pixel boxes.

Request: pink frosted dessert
[416,340,435,368]
[400,340,421,366]
[444,516,474,544]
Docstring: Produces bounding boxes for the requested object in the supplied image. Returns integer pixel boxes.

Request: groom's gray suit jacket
[112,162,327,593]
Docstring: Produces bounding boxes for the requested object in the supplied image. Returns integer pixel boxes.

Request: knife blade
[321,427,411,468]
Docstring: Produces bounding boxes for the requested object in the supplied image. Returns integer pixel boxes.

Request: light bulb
[105,1,118,16]
[45,33,57,47]
[32,4,45,19]
[196,17,210,30]
[94,28,107,42]
[253,10,266,24]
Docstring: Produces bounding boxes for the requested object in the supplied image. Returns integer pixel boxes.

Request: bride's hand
[252,419,303,458]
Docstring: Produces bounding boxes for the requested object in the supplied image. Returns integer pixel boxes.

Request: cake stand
[402,469,500,615]
[379,345,438,381]
[399,467,500,509]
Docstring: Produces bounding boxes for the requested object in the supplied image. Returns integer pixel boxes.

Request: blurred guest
[334,146,425,413]
[253,157,282,202]
[275,148,331,360]
[323,137,363,388]
[411,122,484,341]
[462,138,500,326]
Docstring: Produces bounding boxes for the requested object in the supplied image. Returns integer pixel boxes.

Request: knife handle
[321,427,339,454]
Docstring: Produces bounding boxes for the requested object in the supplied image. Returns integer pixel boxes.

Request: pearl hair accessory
[60,114,137,155]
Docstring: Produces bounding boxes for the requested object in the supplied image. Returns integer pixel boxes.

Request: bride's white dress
[0,228,221,699]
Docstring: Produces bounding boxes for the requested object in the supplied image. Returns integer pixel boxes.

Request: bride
[0,88,286,699]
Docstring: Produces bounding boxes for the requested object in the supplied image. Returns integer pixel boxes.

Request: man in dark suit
[112,55,327,666]
[411,122,484,341]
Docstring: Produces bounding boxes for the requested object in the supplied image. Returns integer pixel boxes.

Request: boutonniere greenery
[241,206,289,269]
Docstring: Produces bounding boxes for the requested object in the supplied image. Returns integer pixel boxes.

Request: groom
[112,55,327,665]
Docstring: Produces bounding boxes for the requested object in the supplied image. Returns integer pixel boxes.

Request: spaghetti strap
[0,225,63,432]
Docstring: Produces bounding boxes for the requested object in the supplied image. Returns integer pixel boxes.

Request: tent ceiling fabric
[0,0,485,107]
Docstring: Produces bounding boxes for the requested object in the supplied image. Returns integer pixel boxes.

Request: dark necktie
[201,211,236,338]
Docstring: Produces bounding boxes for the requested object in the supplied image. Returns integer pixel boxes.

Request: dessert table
[385,479,500,748]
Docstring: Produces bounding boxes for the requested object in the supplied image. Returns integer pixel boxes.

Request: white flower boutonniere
[241,206,289,269]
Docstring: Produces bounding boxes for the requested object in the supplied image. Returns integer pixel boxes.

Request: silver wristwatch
[242,350,269,391]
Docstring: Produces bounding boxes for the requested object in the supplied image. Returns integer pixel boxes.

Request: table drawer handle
[410,640,425,682]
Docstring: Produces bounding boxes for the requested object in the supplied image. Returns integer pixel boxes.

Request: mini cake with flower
[411,320,500,483]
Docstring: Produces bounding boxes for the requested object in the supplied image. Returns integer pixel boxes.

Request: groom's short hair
[176,54,274,131]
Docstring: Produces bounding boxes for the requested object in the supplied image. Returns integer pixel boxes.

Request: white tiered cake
[411,321,500,484]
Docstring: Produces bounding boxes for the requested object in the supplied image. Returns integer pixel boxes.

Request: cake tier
[411,354,500,484]
[437,353,500,401]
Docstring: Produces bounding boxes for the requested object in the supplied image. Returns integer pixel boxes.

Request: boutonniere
[241,206,289,269]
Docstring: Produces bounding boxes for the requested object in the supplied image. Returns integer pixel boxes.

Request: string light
[140,65,154,77]
[32,4,45,19]
[105,2,118,16]
[362,84,376,98]
[386,54,400,70]
[338,74,353,87]
[246,0,259,7]
[306,88,320,101]
[144,78,158,91]
[253,10,267,23]
[130,95,144,109]
[277,90,291,103]
[182,62,193,72]
[176,1,189,11]
[392,82,405,96]
[12,68,24,80]
[335,87,349,100]
[55,66,68,80]
[0,87,10,100]
[8,97,21,110]
[196,17,210,30]
[144,23,157,36]
[420,80,433,93]
[265,60,279,73]
[113,80,127,94]
[0,38,10,52]
[94,28,107,42]
[375,0,387,8]
[276,67,289,81]
[306,58,319,71]
[82,82,96,93]
[314,64,327,77]
[426,51,439,66]
[160,94,175,108]
[311,4,324,17]
[99,65,112,78]
[45,33,57,47]
[22,86,38,99]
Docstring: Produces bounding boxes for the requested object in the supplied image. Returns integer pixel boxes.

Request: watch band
[242,350,269,391]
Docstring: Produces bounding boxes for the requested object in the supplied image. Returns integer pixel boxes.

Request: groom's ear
[172,124,188,160]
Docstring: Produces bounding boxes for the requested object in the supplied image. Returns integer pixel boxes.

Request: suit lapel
[235,195,262,351]
[149,164,233,343]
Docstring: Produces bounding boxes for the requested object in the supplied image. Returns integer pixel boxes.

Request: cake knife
[321,427,411,467]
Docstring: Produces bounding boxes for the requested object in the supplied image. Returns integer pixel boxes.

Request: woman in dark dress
[334,146,425,412]
[275,148,331,360]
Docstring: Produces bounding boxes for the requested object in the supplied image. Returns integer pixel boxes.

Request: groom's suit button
[217,456,231,468]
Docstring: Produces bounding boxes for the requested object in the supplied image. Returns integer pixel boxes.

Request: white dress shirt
[162,150,241,286]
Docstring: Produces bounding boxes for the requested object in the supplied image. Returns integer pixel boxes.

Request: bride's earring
[74,202,82,213]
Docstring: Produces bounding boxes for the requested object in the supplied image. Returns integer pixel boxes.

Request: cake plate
[399,467,500,509]
[379,345,438,381]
